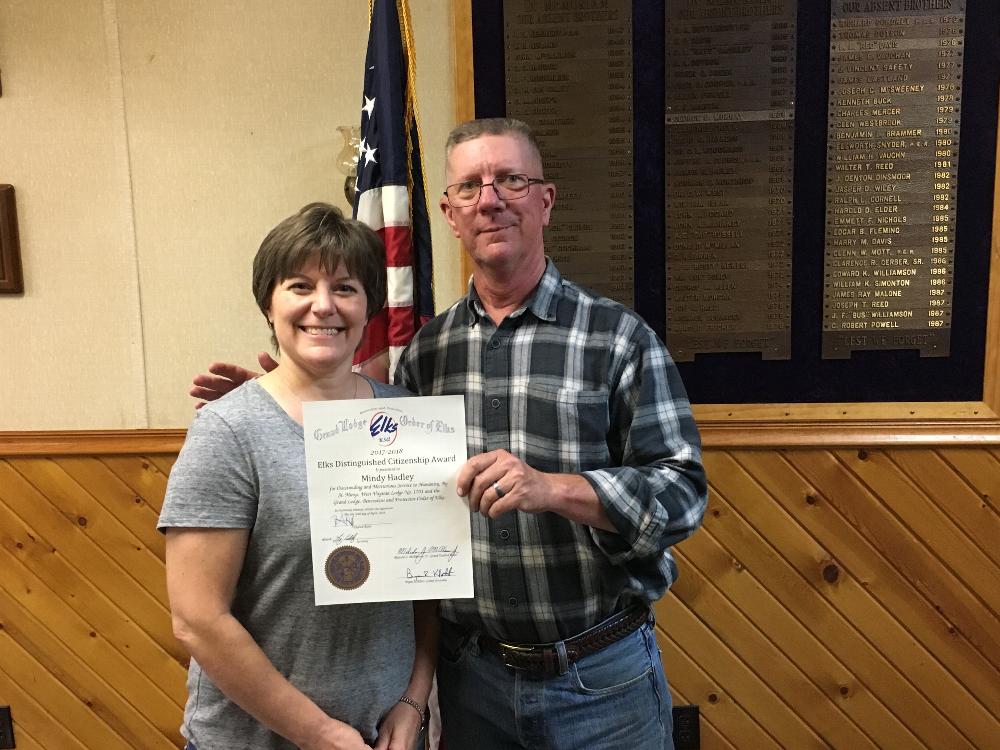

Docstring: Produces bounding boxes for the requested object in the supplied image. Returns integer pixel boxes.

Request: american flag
[353,0,434,382]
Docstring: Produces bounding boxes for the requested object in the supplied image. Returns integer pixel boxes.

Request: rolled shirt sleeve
[582,327,707,567]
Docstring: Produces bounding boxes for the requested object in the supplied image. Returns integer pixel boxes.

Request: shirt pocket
[511,384,611,473]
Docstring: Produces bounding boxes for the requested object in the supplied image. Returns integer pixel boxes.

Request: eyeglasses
[443,174,546,207]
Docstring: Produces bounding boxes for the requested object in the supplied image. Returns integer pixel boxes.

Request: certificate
[303,395,473,604]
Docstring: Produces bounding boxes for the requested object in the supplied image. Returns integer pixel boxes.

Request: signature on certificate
[328,532,359,543]
[406,566,455,580]
[396,544,460,564]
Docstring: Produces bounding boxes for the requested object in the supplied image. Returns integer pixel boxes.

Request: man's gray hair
[444,117,544,169]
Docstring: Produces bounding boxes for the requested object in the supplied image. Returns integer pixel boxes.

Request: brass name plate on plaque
[664,0,797,362]
[822,0,964,358]
[504,0,634,307]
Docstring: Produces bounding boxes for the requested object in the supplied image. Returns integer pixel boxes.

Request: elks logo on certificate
[303,395,473,605]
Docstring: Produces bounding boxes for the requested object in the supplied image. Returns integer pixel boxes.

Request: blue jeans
[437,619,673,750]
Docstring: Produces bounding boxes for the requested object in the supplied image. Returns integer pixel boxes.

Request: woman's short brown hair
[252,203,386,344]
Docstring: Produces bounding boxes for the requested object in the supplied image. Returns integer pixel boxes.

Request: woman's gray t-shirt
[158,378,416,749]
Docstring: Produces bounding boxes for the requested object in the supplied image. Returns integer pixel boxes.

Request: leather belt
[479,605,650,678]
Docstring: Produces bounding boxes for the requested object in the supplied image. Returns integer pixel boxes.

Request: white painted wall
[0,0,462,429]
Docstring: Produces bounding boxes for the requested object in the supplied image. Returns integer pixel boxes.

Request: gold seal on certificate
[325,546,370,590]
[303,395,474,605]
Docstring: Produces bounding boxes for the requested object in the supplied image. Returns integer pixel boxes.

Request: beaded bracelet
[398,695,426,731]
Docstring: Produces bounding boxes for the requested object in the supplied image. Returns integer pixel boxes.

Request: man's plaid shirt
[396,261,707,643]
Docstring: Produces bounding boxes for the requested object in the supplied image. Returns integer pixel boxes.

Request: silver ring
[492,481,505,499]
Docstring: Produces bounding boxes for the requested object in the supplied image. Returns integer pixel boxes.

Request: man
[193,118,707,749]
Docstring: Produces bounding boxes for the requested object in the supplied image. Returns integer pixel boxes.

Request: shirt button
[491,398,501,408]
[490,338,501,349]
[499,529,510,540]
[507,597,518,607]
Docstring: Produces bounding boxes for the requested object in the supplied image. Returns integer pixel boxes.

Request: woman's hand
[301,719,372,750]
[372,701,423,750]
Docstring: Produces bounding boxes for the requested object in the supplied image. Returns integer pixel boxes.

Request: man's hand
[456,450,556,518]
[456,450,615,531]
[189,352,278,407]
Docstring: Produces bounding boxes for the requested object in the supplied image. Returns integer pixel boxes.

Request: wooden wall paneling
[57,456,167,562]
[9,457,169,607]
[686,717,738,750]
[0,460,174,638]
[0,526,183,703]
[668,551,876,748]
[712,449,993,745]
[666,680,740,750]
[1,439,998,747]
[0,465,188,667]
[889,449,1000,568]
[0,664,90,750]
[722,450,1000,749]
[0,584,181,747]
[672,516,919,749]
[936,447,1000,513]
[146,453,177,481]
[670,683,737,750]
[657,586,824,747]
[98,455,172,515]
[947,449,1000,501]
[729,449,1000,720]
[0,503,185,704]
[0,629,132,750]
[834,449,1000,616]
[704,475,973,749]
[7,728,44,750]
[785,450,1000,665]
[655,622,782,749]
[687,713,738,750]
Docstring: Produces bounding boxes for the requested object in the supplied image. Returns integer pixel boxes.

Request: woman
[159,203,436,750]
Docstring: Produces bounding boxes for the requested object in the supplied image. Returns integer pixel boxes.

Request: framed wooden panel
[0,184,24,294]
[451,1,1000,437]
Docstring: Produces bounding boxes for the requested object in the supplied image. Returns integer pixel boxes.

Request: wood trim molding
[451,0,476,285]
[1,420,999,457]
[694,400,999,422]
[451,0,474,125]
[0,430,185,455]
[701,419,1000,448]
[983,105,1000,413]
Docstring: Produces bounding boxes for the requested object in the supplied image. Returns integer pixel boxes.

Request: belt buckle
[499,642,536,672]
[498,642,545,675]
